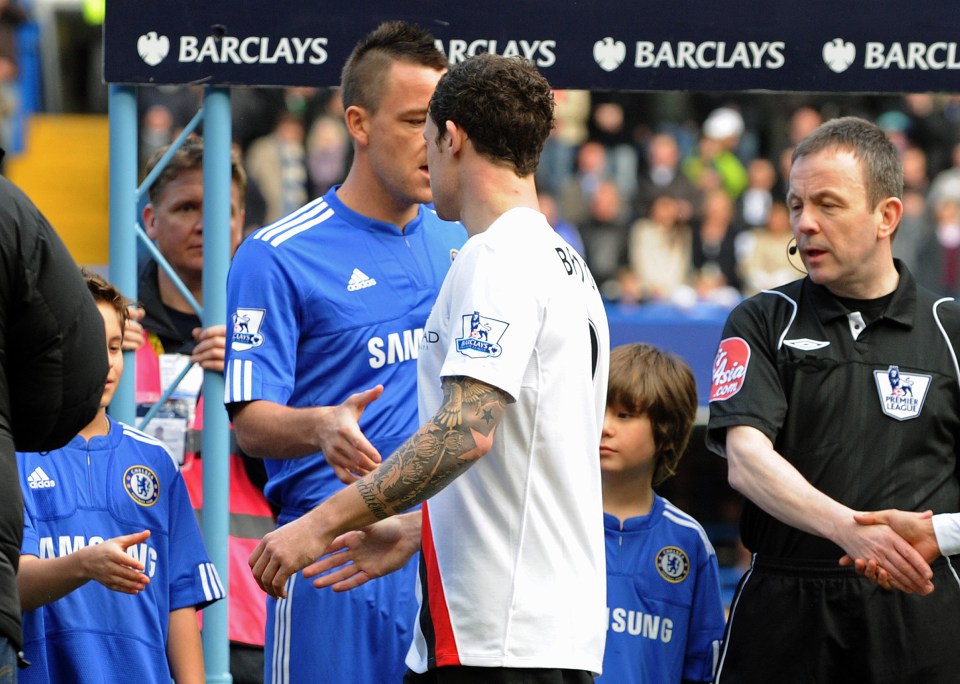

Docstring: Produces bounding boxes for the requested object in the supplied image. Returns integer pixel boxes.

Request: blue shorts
[265,555,419,684]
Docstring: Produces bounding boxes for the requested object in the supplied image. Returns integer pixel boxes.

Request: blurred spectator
[914,196,960,298]
[306,114,348,198]
[682,107,749,200]
[538,189,585,256]
[902,94,957,177]
[245,111,308,225]
[635,131,701,224]
[560,140,611,228]
[788,106,824,147]
[536,89,590,196]
[231,87,287,153]
[581,179,629,298]
[624,193,694,303]
[138,87,202,143]
[877,110,912,153]
[927,141,960,211]
[895,144,932,267]
[139,104,175,168]
[692,187,743,305]
[777,145,795,201]
[735,201,798,296]
[736,157,779,229]
[589,99,639,204]
[0,0,24,163]
[769,106,822,193]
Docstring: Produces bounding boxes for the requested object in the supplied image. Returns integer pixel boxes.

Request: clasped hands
[839,509,939,595]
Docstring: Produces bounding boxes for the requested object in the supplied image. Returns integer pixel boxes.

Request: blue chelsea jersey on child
[599,495,725,684]
[17,417,222,684]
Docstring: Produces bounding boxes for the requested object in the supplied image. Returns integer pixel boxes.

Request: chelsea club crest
[124,465,160,506]
[656,546,690,583]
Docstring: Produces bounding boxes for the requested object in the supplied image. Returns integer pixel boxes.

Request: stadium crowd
[139,87,960,306]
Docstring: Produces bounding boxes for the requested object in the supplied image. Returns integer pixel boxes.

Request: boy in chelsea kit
[598,343,725,684]
[15,271,223,684]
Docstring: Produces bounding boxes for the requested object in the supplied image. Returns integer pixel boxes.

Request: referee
[707,116,960,683]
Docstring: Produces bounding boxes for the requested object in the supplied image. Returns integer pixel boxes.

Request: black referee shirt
[707,262,960,559]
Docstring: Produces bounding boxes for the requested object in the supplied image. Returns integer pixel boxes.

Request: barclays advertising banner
[104,0,960,92]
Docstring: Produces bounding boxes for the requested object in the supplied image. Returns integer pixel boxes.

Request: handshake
[839,509,941,595]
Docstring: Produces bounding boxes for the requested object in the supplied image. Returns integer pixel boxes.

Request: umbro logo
[347,268,377,292]
[27,466,56,489]
[783,338,830,351]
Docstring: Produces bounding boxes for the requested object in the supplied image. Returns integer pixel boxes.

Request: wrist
[932,513,958,556]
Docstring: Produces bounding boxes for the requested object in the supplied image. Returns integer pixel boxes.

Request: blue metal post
[107,84,138,425]
[201,85,233,684]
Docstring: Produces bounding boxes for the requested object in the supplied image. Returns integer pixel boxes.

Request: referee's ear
[875,195,903,242]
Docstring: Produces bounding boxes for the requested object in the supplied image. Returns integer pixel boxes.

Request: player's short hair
[142,136,247,206]
[607,343,698,486]
[83,269,130,333]
[340,20,447,113]
[792,116,903,208]
[429,53,555,177]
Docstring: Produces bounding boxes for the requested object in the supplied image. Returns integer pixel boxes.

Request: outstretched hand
[839,509,938,593]
[319,385,384,484]
[249,511,332,599]
[83,530,152,594]
[306,513,421,592]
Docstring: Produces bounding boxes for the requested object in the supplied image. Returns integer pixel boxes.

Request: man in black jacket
[0,173,107,674]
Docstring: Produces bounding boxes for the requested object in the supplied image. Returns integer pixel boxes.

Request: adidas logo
[347,268,377,292]
[27,466,56,489]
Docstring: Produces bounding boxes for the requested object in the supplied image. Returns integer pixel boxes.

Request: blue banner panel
[104,1,960,92]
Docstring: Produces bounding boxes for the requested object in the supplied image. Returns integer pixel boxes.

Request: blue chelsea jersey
[17,418,222,684]
[224,186,467,518]
[599,495,725,684]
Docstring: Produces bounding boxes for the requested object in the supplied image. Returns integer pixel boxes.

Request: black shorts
[404,667,594,684]
[715,554,960,683]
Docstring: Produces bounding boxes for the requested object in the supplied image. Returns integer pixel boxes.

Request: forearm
[232,400,338,458]
[356,375,504,520]
[167,607,204,684]
[249,376,506,599]
[726,425,856,546]
[18,554,92,611]
[311,375,505,542]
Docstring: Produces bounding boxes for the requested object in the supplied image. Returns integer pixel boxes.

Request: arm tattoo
[357,376,507,519]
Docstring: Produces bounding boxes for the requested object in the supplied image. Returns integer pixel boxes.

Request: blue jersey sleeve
[166,469,224,611]
[225,236,304,407]
[18,462,39,557]
[683,535,726,682]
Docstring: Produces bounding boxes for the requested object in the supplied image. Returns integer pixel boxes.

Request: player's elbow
[230,403,269,458]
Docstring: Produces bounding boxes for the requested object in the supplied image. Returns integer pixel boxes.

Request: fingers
[191,326,227,372]
[249,542,272,596]
[122,318,146,352]
[852,511,881,525]
[353,441,382,468]
[116,529,152,547]
[331,464,360,485]
[349,385,384,411]
[249,539,290,599]
[315,568,371,592]
[303,541,353,580]
[883,543,933,595]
